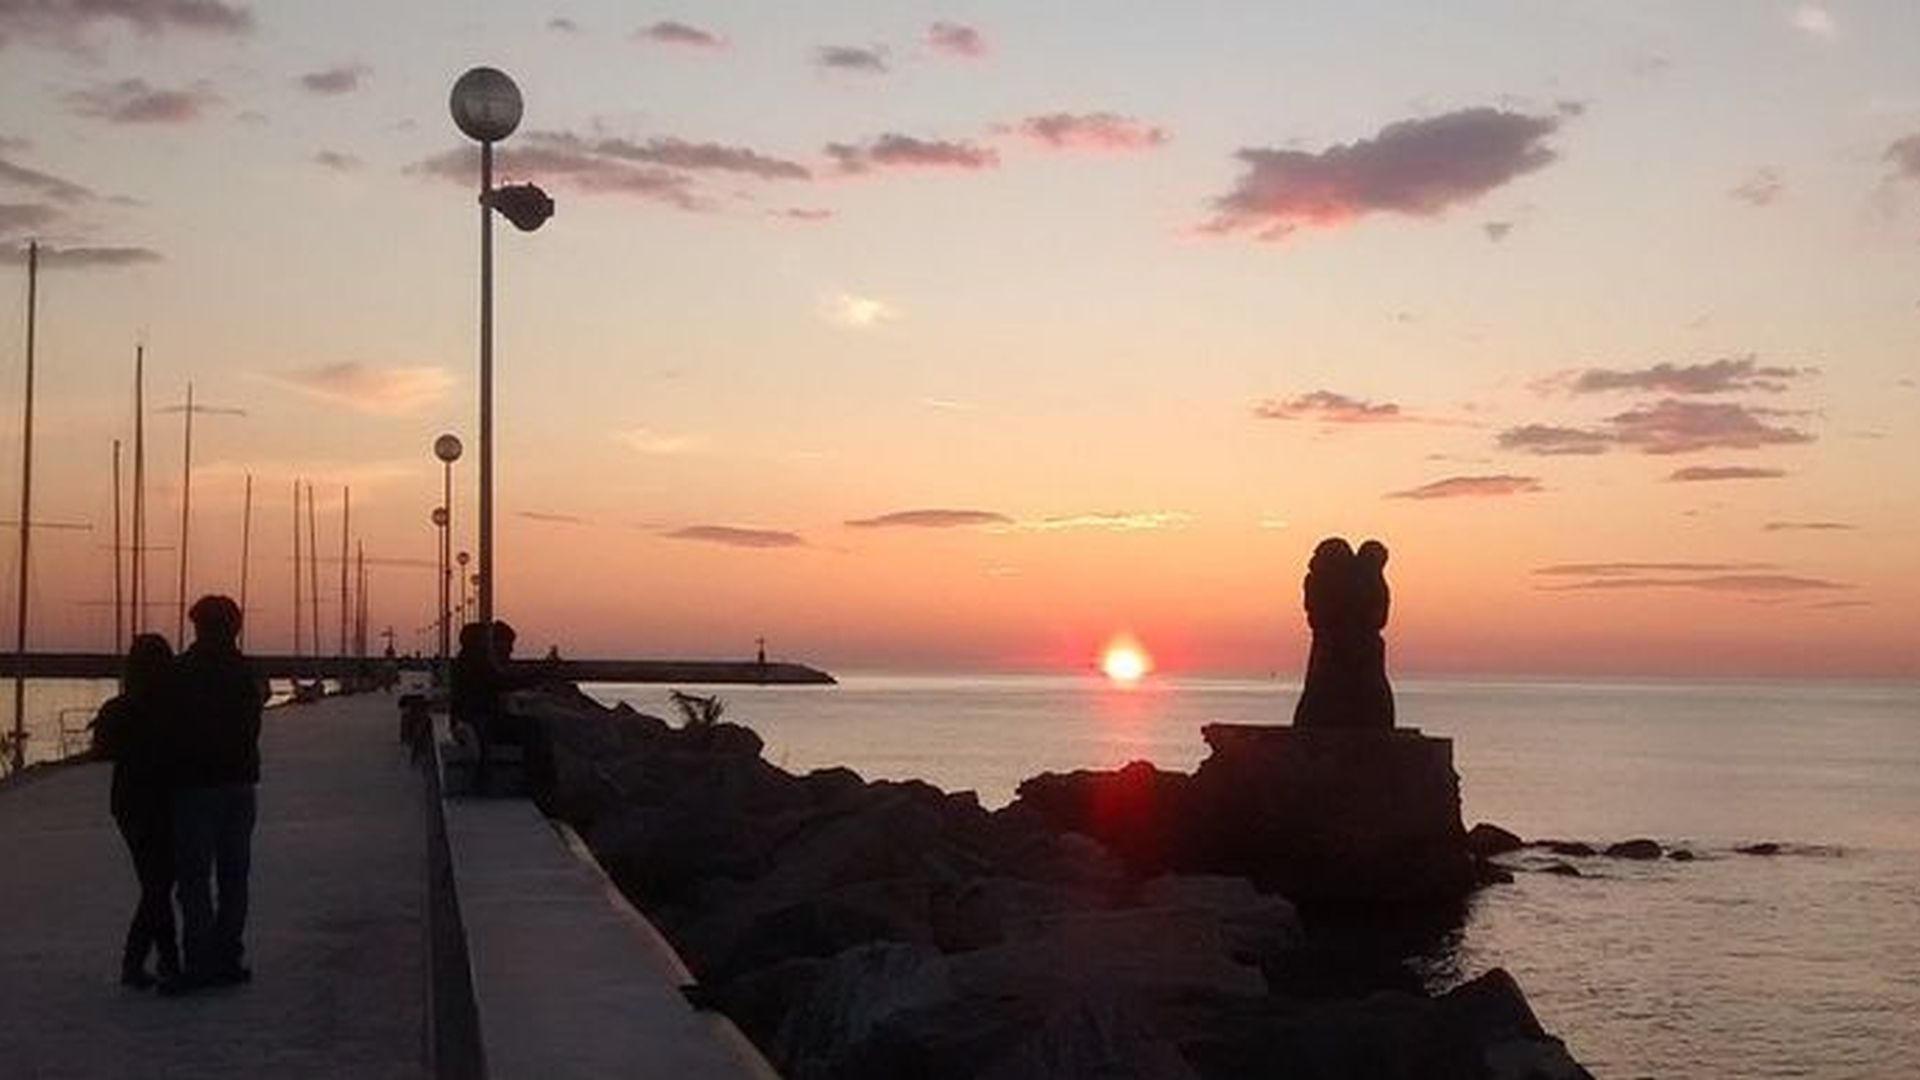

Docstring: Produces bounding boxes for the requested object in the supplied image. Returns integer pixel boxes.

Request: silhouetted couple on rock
[1293,537,1395,730]
[91,595,266,995]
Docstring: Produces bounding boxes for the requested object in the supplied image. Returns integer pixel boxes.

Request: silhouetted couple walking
[92,595,265,995]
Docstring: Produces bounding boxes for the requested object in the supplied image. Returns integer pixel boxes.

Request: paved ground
[0,694,424,1079]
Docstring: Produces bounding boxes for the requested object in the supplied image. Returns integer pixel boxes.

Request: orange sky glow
[1,2,1916,678]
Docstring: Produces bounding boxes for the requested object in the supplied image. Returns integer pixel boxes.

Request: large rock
[951,907,1270,1005]
[1136,875,1301,964]
[1466,823,1526,858]
[1189,724,1473,905]
[1011,760,1194,876]
[1180,968,1592,1080]
[858,982,1200,1080]
[512,684,1590,1079]
[724,942,956,1079]
[1011,726,1474,906]
[1604,839,1661,860]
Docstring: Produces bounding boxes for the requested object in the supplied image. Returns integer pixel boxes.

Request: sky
[0,0,1916,677]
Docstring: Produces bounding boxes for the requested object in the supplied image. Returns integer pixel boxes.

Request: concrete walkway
[0,694,424,1079]
[445,798,777,1080]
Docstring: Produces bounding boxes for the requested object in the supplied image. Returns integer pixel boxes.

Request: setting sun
[1100,637,1153,685]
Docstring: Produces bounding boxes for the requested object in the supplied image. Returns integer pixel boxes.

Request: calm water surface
[592,674,1920,1080]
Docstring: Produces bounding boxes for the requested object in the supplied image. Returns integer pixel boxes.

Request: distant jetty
[0,651,836,686]
[524,658,836,686]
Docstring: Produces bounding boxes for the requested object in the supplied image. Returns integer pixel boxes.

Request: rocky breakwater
[1012,724,1478,907]
[509,686,1589,1080]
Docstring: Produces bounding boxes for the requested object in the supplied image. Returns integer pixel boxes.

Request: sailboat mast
[131,346,145,637]
[9,240,37,775]
[305,482,319,653]
[175,381,194,645]
[112,440,124,654]
[338,486,349,656]
[291,480,302,656]
[238,473,252,649]
[354,541,366,657]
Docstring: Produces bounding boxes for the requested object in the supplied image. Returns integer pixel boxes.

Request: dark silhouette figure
[1294,538,1356,728]
[1293,537,1395,729]
[450,621,521,793]
[488,620,527,746]
[450,620,495,744]
[163,595,266,995]
[1354,540,1395,728]
[90,634,181,988]
[450,619,561,797]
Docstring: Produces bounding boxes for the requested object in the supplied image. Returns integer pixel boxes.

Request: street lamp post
[456,551,472,626]
[449,66,551,635]
[431,505,450,662]
[433,433,462,659]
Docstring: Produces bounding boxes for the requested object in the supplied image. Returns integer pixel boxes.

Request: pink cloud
[1889,134,1920,181]
[816,44,887,73]
[1667,465,1787,482]
[1500,400,1814,456]
[410,143,702,211]
[525,131,810,181]
[1536,561,1776,577]
[1253,390,1404,423]
[1010,113,1168,152]
[65,78,218,124]
[927,21,986,58]
[1204,108,1562,241]
[1387,474,1543,499]
[1546,574,1848,593]
[0,0,252,50]
[1730,168,1783,206]
[1551,356,1812,395]
[2,242,161,268]
[297,64,369,96]
[826,134,998,174]
[1496,423,1612,455]
[640,20,724,49]
[1763,521,1855,532]
[667,525,805,549]
[846,509,1010,529]
[0,152,94,202]
[0,202,59,233]
[1607,399,1813,455]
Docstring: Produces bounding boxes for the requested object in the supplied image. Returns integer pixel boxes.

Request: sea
[16,673,1917,1078]
[584,673,1920,1080]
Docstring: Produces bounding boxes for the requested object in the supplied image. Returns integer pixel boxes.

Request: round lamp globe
[434,433,464,463]
[431,507,449,528]
[449,67,523,143]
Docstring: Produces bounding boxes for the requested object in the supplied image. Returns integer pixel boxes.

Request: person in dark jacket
[163,595,266,995]
[90,634,181,988]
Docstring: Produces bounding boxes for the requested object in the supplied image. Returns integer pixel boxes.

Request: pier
[0,692,773,1078]
[0,653,836,685]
